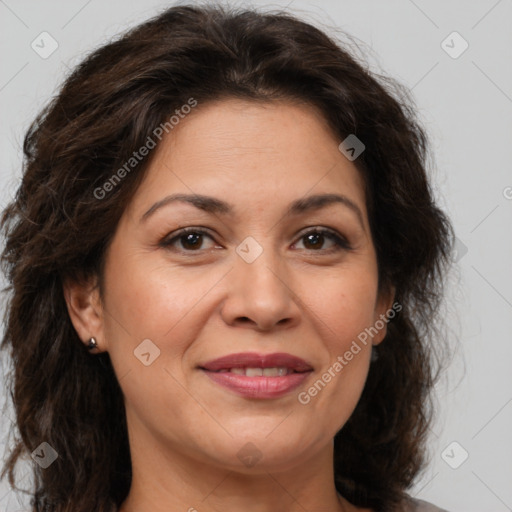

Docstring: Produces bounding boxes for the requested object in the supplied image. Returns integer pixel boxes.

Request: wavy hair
[0,3,454,511]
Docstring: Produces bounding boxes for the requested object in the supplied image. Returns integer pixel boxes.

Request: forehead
[127,98,368,221]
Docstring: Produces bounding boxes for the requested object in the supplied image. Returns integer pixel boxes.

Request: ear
[62,275,106,352]
[372,284,397,346]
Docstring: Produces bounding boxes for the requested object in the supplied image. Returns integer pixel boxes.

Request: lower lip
[201,370,312,399]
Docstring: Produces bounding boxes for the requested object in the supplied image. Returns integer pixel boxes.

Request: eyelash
[159,226,352,255]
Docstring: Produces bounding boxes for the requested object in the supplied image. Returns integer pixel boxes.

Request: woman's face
[71,99,393,473]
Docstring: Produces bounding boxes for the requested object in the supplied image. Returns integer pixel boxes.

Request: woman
[0,4,454,512]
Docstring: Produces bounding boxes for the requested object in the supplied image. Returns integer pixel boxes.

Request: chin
[201,434,319,474]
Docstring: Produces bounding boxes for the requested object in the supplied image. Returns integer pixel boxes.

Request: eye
[293,228,351,253]
[160,226,351,254]
[160,228,217,252]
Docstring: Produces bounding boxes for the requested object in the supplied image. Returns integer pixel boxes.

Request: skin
[64,98,394,512]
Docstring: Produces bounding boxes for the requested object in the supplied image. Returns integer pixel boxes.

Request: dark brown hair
[0,3,454,511]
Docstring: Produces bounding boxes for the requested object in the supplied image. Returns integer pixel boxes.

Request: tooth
[226,367,291,376]
[245,367,263,377]
[263,367,287,377]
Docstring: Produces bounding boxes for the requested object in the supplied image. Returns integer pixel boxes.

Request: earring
[371,346,379,362]
[87,337,98,350]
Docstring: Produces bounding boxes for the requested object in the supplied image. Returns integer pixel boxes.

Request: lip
[200,352,314,372]
[199,352,313,399]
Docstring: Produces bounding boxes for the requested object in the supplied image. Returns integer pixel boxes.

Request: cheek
[298,277,375,426]
[299,270,377,402]
[101,254,213,421]
[307,270,379,344]
[104,252,216,345]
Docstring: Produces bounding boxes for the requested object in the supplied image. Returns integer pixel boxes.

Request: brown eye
[294,228,351,252]
[160,228,216,252]
[302,232,326,250]
[180,232,204,250]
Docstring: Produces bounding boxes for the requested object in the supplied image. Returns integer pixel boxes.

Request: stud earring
[87,337,98,350]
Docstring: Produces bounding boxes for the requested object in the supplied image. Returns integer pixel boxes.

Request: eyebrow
[140,192,365,229]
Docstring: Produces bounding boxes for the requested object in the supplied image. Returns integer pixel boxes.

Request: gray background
[1,1,511,511]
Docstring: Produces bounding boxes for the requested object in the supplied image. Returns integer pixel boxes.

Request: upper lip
[199,352,314,372]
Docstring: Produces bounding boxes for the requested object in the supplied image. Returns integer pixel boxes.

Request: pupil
[305,233,323,249]
[183,233,201,249]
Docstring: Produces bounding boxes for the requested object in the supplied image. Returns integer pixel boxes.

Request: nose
[219,246,300,332]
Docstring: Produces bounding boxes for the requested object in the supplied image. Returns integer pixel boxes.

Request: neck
[118,422,353,512]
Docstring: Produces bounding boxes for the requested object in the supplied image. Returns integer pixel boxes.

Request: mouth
[209,367,303,376]
[198,352,313,399]
[199,351,314,373]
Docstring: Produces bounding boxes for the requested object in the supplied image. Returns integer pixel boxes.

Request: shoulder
[398,496,450,512]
